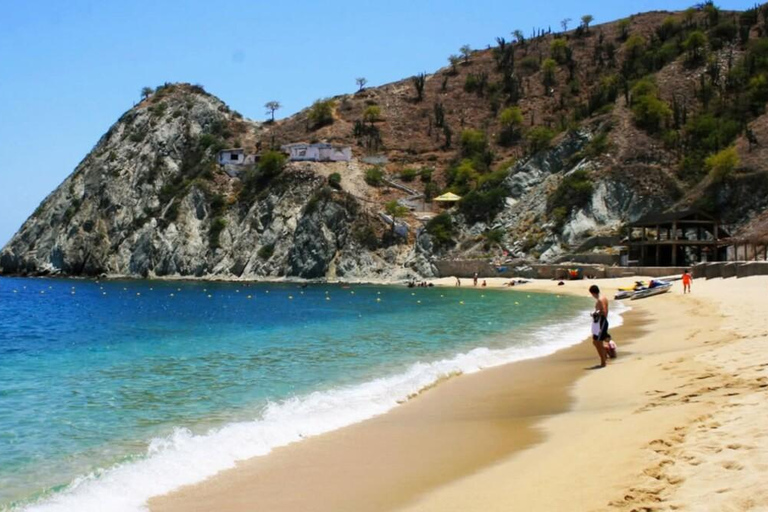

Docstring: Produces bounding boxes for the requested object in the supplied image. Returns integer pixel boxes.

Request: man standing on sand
[473,272,478,286]
[682,269,692,294]
[589,284,609,368]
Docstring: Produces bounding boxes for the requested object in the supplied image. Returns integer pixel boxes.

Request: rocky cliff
[0,84,422,280]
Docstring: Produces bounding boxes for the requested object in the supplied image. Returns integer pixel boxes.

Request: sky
[0,0,756,246]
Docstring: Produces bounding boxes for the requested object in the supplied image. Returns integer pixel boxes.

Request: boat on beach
[630,281,672,300]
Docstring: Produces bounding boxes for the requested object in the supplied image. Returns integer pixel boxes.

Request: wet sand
[151,276,768,512]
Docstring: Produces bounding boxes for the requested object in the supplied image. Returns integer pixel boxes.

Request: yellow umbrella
[433,192,462,202]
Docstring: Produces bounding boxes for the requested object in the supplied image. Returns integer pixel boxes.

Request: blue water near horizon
[0,276,596,511]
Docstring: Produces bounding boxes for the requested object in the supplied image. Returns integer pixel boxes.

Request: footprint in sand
[720,460,744,470]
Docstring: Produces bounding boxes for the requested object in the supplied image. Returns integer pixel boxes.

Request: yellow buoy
[13,290,18,293]
[102,292,107,296]
[515,301,519,305]
[459,300,464,305]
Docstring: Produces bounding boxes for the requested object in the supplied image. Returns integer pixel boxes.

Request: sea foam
[20,302,626,512]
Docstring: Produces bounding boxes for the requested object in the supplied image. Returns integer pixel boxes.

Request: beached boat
[630,281,672,300]
[614,281,648,300]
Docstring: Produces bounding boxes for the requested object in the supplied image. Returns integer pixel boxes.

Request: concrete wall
[696,261,768,279]
[554,253,621,265]
[433,260,687,280]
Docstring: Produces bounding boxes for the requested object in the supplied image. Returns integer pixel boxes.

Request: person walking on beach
[682,269,692,294]
[455,276,461,287]
[473,272,478,286]
[589,284,609,368]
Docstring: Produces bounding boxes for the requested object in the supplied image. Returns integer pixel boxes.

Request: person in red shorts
[682,269,693,294]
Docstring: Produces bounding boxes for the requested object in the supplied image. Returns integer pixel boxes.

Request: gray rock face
[0,85,418,281]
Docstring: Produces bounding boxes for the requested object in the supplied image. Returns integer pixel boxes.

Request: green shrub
[363,105,381,123]
[459,187,507,223]
[258,150,286,179]
[400,168,418,182]
[547,170,594,227]
[424,181,441,201]
[354,225,379,250]
[328,172,342,190]
[519,56,540,75]
[526,126,557,153]
[364,167,383,186]
[425,213,456,249]
[550,38,569,64]
[460,129,488,158]
[209,217,227,249]
[483,228,505,249]
[258,243,275,260]
[420,167,434,183]
[498,106,524,146]
[309,98,335,129]
[705,146,739,182]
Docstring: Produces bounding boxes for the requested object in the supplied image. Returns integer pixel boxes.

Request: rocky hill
[4,3,768,279]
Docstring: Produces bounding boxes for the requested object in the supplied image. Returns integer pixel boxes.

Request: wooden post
[656,244,661,266]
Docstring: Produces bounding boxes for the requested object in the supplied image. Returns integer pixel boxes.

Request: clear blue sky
[0,0,755,246]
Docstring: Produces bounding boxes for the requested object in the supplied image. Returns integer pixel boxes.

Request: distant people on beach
[682,269,692,294]
[589,284,610,368]
[455,277,461,287]
[482,280,487,287]
[473,272,478,286]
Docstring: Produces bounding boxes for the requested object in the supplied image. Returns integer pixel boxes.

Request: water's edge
[16,299,627,512]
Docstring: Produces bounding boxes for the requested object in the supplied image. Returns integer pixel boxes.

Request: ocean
[0,277,616,511]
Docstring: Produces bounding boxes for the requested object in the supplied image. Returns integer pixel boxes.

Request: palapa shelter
[624,210,729,266]
[433,192,462,203]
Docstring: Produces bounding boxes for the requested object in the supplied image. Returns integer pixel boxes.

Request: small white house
[282,143,351,162]
[217,148,246,165]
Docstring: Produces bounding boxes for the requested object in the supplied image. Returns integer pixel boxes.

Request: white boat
[630,282,672,300]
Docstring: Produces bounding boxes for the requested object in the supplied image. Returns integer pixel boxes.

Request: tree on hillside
[705,146,739,182]
[356,77,367,91]
[683,30,708,64]
[265,101,281,122]
[542,58,558,93]
[560,18,571,33]
[308,98,335,129]
[581,14,594,33]
[550,38,569,64]
[512,29,526,46]
[141,86,153,100]
[385,200,409,237]
[363,105,381,123]
[617,18,631,41]
[448,55,460,74]
[460,45,472,63]
[498,106,524,146]
[412,73,427,102]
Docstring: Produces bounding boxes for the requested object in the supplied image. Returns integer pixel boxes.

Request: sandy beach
[150,275,768,512]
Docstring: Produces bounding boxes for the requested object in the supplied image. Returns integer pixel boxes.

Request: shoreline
[149,278,633,512]
[150,276,768,511]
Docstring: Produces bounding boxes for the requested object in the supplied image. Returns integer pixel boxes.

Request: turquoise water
[0,277,592,511]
